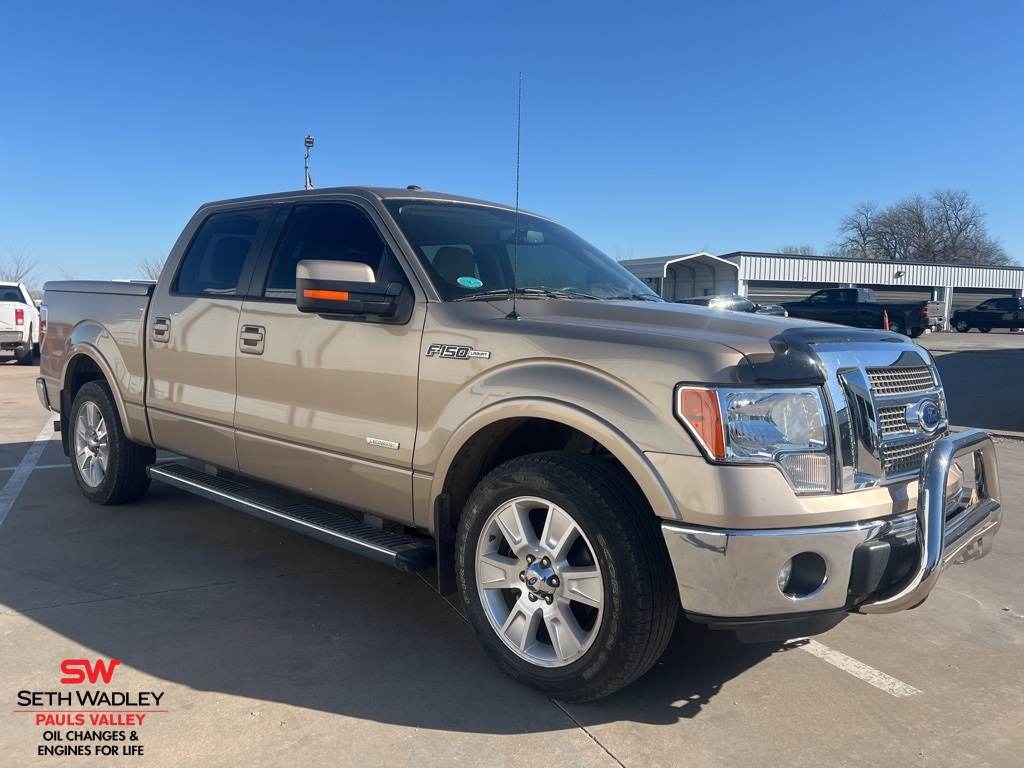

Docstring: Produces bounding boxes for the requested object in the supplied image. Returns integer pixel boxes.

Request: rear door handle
[152,317,171,343]
[239,325,265,355]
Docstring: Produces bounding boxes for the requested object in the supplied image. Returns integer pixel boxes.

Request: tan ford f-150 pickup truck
[37,187,1002,702]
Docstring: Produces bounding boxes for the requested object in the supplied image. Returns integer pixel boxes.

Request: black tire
[16,332,34,365]
[886,316,906,335]
[979,326,992,333]
[909,327,925,338]
[954,319,971,333]
[456,451,678,702]
[70,381,155,505]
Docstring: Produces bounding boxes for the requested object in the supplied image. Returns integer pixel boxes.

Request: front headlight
[675,386,833,493]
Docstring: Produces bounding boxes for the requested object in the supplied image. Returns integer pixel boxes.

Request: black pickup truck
[951,296,1024,333]
[781,288,943,337]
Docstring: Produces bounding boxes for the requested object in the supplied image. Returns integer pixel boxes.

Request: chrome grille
[881,435,942,477]
[866,366,936,397]
[818,342,947,492]
[878,405,912,437]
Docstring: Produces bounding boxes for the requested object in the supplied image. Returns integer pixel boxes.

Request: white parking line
[0,463,67,471]
[795,638,922,697]
[0,421,55,528]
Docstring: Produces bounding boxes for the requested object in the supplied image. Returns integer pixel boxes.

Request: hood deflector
[736,327,905,386]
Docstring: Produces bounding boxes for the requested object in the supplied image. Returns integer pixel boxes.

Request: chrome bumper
[858,428,1000,613]
[36,377,53,410]
[661,429,1001,619]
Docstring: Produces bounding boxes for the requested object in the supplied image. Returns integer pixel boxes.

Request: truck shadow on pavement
[1,456,786,732]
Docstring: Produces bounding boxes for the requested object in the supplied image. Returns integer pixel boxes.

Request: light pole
[304,135,315,189]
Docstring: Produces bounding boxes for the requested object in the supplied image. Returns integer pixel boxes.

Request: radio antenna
[507,72,522,320]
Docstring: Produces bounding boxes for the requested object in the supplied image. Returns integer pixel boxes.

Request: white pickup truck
[0,281,39,365]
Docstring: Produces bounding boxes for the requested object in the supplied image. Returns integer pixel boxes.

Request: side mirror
[296,260,404,318]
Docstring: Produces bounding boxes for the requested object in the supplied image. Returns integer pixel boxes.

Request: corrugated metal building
[620,251,1024,330]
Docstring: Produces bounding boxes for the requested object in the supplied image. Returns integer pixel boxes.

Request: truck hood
[476,299,909,385]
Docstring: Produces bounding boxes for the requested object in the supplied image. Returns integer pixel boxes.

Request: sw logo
[60,659,121,685]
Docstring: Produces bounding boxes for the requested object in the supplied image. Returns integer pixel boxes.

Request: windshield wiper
[607,293,665,302]
[453,287,602,302]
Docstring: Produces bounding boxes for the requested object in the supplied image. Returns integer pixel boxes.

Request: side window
[263,203,389,300]
[175,208,267,295]
[809,290,836,304]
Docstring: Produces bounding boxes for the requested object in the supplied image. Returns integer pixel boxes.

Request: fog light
[778,559,793,593]
[779,552,827,599]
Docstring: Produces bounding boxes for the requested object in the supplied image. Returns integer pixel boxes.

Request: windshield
[383,199,661,302]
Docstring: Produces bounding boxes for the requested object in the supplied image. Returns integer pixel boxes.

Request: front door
[234,201,423,522]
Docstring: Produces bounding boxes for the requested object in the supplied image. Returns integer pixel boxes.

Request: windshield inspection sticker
[426,344,491,360]
[457,277,484,288]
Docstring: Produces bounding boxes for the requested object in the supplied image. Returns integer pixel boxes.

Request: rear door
[234,200,424,523]
[146,205,272,469]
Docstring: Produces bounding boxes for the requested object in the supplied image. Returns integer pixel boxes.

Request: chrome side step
[148,462,435,573]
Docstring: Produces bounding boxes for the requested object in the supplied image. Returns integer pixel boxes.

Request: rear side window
[175,208,268,295]
[263,203,390,300]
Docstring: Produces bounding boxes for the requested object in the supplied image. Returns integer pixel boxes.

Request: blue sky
[2,1,1021,283]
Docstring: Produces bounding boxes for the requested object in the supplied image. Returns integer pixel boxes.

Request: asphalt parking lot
[1,333,1022,767]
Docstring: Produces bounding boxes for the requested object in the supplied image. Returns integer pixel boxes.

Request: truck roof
[197,186,535,215]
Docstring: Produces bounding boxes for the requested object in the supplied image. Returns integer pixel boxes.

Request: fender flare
[60,338,146,446]
[428,396,685,526]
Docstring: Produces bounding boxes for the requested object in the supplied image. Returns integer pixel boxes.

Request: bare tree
[834,202,883,259]
[0,244,39,289]
[831,191,1013,265]
[136,252,166,280]
[778,245,818,256]
[611,245,635,262]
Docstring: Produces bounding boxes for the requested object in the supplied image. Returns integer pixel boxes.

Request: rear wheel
[456,452,678,702]
[886,316,905,335]
[70,381,155,505]
[909,327,925,338]
[954,319,971,333]
[16,332,34,365]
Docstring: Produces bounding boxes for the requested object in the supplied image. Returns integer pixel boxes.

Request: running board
[148,462,435,573]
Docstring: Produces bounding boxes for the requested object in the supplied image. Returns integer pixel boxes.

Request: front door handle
[239,325,266,355]
[152,317,171,343]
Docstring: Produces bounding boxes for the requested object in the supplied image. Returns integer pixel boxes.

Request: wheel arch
[59,343,149,453]
[427,398,684,535]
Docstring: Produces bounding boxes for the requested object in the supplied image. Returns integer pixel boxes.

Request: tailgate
[0,303,20,332]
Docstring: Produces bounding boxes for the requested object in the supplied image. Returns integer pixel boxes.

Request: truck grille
[866,366,936,396]
[881,434,942,476]
[878,405,912,437]
[821,344,948,491]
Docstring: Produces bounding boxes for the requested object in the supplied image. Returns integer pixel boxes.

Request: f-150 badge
[425,344,491,360]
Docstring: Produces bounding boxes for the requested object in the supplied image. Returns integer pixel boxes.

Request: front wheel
[954,319,971,333]
[70,381,155,504]
[456,452,678,702]
[979,326,992,333]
